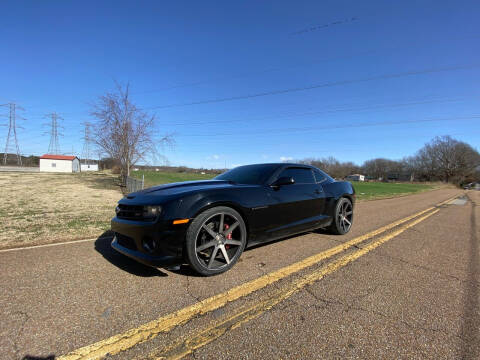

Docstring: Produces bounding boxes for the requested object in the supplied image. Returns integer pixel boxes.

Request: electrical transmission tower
[81,122,92,165]
[44,112,63,154]
[1,103,24,166]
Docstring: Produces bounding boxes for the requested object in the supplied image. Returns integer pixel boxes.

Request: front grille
[116,204,145,221]
[116,233,137,251]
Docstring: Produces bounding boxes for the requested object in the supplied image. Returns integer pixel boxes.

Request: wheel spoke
[344,218,351,226]
[225,239,242,246]
[345,210,353,216]
[207,246,219,269]
[202,224,217,238]
[218,213,224,233]
[196,241,216,252]
[219,244,230,264]
[195,212,245,271]
[223,221,239,236]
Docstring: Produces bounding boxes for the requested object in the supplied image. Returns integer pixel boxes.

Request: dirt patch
[0,172,122,249]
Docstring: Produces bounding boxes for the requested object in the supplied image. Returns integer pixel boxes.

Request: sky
[0,0,479,169]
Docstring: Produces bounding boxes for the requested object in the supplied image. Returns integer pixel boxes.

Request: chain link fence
[120,174,144,193]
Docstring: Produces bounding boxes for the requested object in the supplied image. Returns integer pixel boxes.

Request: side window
[51,163,56,168]
[278,168,315,184]
[313,169,326,183]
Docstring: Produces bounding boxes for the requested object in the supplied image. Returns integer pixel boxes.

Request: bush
[111,165,122,174]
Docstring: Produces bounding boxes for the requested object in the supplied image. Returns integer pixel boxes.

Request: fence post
[142,174,144,190]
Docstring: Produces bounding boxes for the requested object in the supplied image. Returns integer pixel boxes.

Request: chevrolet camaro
[111,163,355,276]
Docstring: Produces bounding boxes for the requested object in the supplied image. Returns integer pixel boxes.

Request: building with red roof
[39,154,80,173]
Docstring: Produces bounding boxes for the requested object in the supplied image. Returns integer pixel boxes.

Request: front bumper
[111,236,181,268]
[110,217,188,268]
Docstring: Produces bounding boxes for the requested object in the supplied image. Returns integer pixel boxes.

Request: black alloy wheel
[185,206,247,276]
[329,197,353,235]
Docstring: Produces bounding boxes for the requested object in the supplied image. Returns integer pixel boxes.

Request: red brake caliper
[224,224,232,249]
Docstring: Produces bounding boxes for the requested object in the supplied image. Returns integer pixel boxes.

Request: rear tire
[328,197,353,235]
[185,206,247,276]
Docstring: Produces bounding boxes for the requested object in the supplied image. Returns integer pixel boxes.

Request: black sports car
[111,163,355,276]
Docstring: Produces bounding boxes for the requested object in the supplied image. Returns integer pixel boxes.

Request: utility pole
[81,121,92,165]
[44,112,63,154]
[1,103,24,166]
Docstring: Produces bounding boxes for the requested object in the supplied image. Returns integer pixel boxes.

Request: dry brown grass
[0,171,122,249]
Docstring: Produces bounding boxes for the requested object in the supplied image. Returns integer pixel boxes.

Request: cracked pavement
[1,188,479,359]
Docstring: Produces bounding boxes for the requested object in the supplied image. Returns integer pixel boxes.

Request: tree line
[300,136,480,185]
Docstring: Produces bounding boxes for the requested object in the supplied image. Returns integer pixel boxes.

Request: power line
[1,103,24,165]
[19,59,480,119]
[43,112,63,154]
[177,115,480,137]
[162,95,477,127]
[131,34,480,95]
[12,109,480,146]
[146,63,480,109]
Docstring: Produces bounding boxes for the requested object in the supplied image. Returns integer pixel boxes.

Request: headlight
[143,205,162,218]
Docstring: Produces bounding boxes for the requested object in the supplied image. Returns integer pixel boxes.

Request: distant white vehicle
[346,174,365,182]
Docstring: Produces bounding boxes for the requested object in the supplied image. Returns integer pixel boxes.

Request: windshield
[215,164,279,185]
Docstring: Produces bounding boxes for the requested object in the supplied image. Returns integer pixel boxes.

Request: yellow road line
[58,196,455,360]
[148,209,441,360]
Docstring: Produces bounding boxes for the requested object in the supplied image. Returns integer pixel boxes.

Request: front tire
[185,206,247,276]
[328,197,353,235]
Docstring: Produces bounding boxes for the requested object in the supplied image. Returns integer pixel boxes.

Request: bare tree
[362,158,403,180]
[91,83,173,176]
[301,156,360,179]
[411,136,480,183]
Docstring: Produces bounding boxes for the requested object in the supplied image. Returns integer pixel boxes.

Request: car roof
[241,162,314,168]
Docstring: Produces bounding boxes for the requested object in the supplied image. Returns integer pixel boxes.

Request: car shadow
[96,228,332,278]
[168,264,204,277]
[246,230,324,251]
[170,230,327,277]
[94,231,167,277]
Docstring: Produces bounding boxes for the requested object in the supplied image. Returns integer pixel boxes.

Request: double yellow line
[147,208,442,360]
[59,196,455,360]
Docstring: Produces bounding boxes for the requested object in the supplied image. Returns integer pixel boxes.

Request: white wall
[40,159,74,173]
[80,164,98,171]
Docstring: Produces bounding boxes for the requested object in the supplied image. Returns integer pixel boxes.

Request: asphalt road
[1,188,479,360]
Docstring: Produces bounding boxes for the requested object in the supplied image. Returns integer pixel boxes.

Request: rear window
[277,167,315,184]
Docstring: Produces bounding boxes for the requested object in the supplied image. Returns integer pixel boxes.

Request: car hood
[123,180,240,201]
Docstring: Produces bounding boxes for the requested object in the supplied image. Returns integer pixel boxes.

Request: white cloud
[280,156,293,162]
[206,154,221,161]
[231,163,243,168]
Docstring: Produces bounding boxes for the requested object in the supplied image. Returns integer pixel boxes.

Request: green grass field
[132,170,215,188]
[352,182,435,200]
[132,170,437,200]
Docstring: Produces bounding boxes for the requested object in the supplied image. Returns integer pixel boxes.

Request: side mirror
[271,176,295,188]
